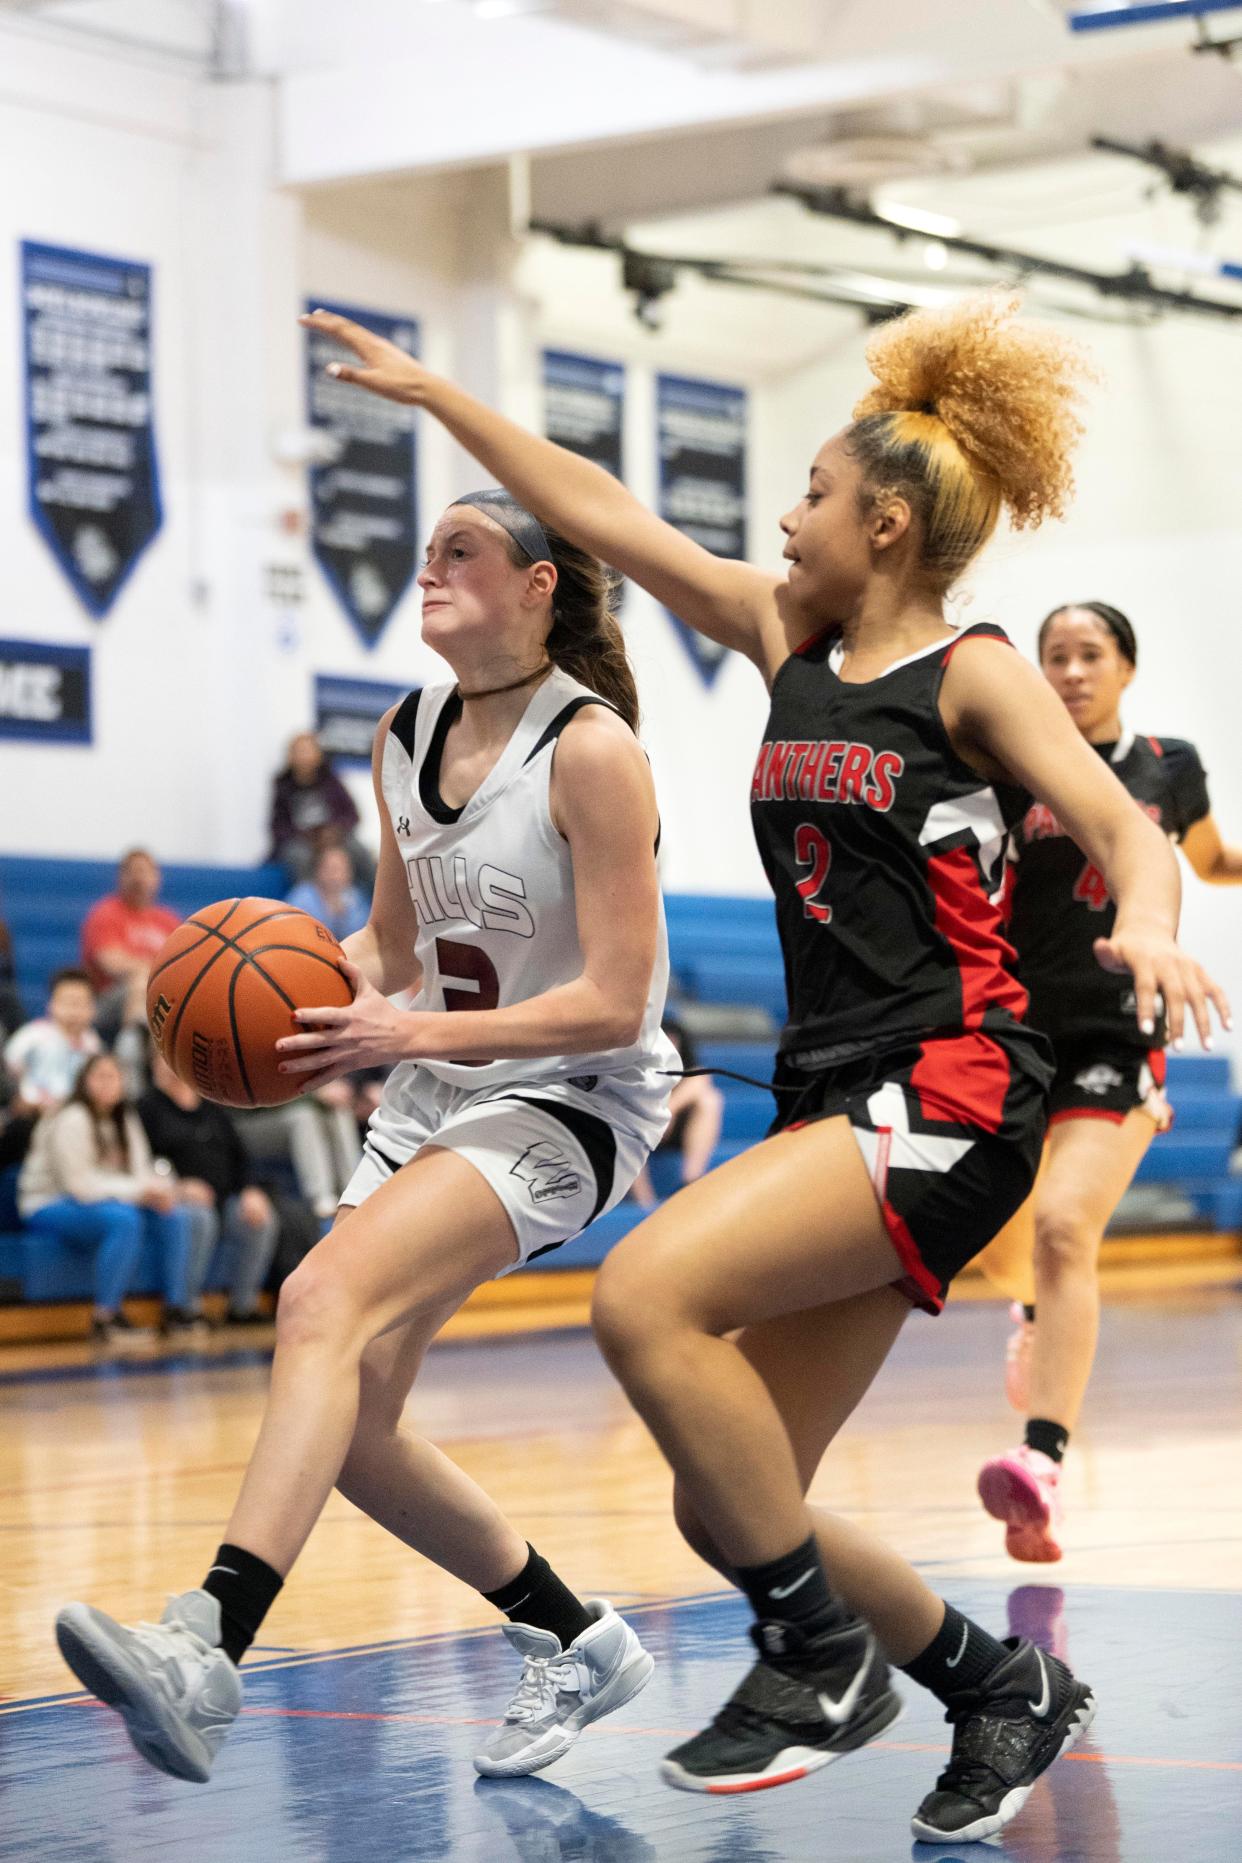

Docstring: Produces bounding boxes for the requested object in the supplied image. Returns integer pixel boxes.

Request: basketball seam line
[162,905,308,989]
[162,913,344,1104]
[235,944,348,974]
[147,897,249,987]
[166,935,238,1058]
[227,959,257,1108]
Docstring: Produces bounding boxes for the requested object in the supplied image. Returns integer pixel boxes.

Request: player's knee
[1034,1206,1099,1275]
[591,1244,676,1371]
[275,1254,357,1353]
[590,1258,642,1369]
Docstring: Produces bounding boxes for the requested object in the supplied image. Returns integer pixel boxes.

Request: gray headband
[452,489,552,564]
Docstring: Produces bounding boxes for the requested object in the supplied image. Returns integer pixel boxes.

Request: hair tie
[452,488,552,563]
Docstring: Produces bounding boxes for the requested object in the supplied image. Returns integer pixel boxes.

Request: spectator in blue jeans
[17,1053,194,1345]
[138,1054,279,1328]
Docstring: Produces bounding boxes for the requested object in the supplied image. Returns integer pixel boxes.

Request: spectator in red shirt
[80,850,180,1040]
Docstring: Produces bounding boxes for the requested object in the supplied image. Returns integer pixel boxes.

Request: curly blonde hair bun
[848,292,1095,587]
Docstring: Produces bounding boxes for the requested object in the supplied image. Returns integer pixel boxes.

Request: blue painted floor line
[5,1583,1241,1861]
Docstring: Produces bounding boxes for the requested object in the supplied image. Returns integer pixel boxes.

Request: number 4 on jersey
[1072,860,1111,912]
[794,823,832,923]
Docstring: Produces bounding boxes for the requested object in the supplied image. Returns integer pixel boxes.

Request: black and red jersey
[751,621,1037,1074]
[1007,732,1210,1045]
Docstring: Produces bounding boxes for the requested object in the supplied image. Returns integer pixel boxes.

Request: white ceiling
[4,0,1242,252]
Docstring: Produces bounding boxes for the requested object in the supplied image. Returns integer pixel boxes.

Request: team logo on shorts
[1073,1064,1123,1096]
[510,1140,582,1204]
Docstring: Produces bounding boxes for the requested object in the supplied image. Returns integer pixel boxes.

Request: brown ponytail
[501,526,640,732]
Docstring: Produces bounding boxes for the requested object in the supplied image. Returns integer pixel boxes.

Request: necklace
[457,663,552,701]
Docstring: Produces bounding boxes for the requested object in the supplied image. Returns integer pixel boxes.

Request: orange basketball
[145,897,353,1108]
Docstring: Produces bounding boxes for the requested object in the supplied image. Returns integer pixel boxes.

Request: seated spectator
[629,1017,724,1209]
[4,969,101,1110]
[269,731,374,887]
[286,840,370,942]
[138,1055,279,1327]
[18,1053,195,1345]
[0,1099,35,1171]
[0,905,25,1043]
[80,849,180,1043]
[233,1080,363,1224]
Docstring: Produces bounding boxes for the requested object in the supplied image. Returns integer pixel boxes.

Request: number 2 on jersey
[436,937,501,1012]
[794,823,832,923]
[435,937,501,1066]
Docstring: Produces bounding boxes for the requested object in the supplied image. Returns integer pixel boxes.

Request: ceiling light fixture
[874,202,962,240]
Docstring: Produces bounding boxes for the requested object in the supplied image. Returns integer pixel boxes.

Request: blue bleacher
[0,854,287,1025]
[1135,1054,1242,1227]
[0,856,288,1304]
[1,859,1238,1306]
[664,893,787,1024]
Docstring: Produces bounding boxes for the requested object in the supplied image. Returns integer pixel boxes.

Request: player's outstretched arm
[942,638,1232,1051]
[1181,815,1242,885]
[300,309,790,680]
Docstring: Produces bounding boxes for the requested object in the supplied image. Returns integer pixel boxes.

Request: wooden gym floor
[2,1264,1240,1860]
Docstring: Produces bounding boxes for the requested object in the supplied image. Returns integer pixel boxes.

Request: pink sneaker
[1004,1304,1035,1413]
[977,1445,1064,1563]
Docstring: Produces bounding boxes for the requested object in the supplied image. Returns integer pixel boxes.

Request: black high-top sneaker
[660,1615,902,1794]
[910,1635,1096,1842]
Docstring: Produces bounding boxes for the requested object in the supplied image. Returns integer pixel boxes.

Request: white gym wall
[0,0,1237,1045]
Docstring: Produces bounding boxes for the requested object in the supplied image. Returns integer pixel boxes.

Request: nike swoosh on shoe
[817,1635,874,1726]
[1027,1651,1052,1719]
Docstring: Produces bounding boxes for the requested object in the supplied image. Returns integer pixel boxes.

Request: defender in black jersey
[756,621,1052,1312]
[977,602,1242,1564]
[315,296,1228,1844]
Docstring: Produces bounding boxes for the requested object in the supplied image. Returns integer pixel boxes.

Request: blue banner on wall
[305,300,420,650]
[543,350,625,478]
[22,241,162,618]
[544,349,628,611]
[0,638,91,744]
[314,673,410,767]
[656,373,747,688]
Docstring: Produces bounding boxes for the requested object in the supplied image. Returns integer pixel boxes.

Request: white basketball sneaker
[55,1588,242,1783]
[474,1600,654,1778]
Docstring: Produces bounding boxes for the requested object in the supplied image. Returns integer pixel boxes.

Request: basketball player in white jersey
[55,488,676,1786]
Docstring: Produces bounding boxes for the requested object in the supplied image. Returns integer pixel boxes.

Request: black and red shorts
[1046,1035,1171,1131]
[771,1027,1051,1315]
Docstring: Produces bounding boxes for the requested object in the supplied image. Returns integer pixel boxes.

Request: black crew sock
[1022,1303,1036,1324]
[201,1542,284,1667]
[482,1545,593,1651]
[1025,1417,1069,1463]
[735,1534,851,1638]
[901,1602,1009,1703]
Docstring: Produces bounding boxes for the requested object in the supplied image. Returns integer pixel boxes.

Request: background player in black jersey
[282,295,1228,1845]
[976,600,1242,1562]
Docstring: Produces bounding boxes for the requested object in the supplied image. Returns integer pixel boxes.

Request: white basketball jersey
[375,666,676,1105]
